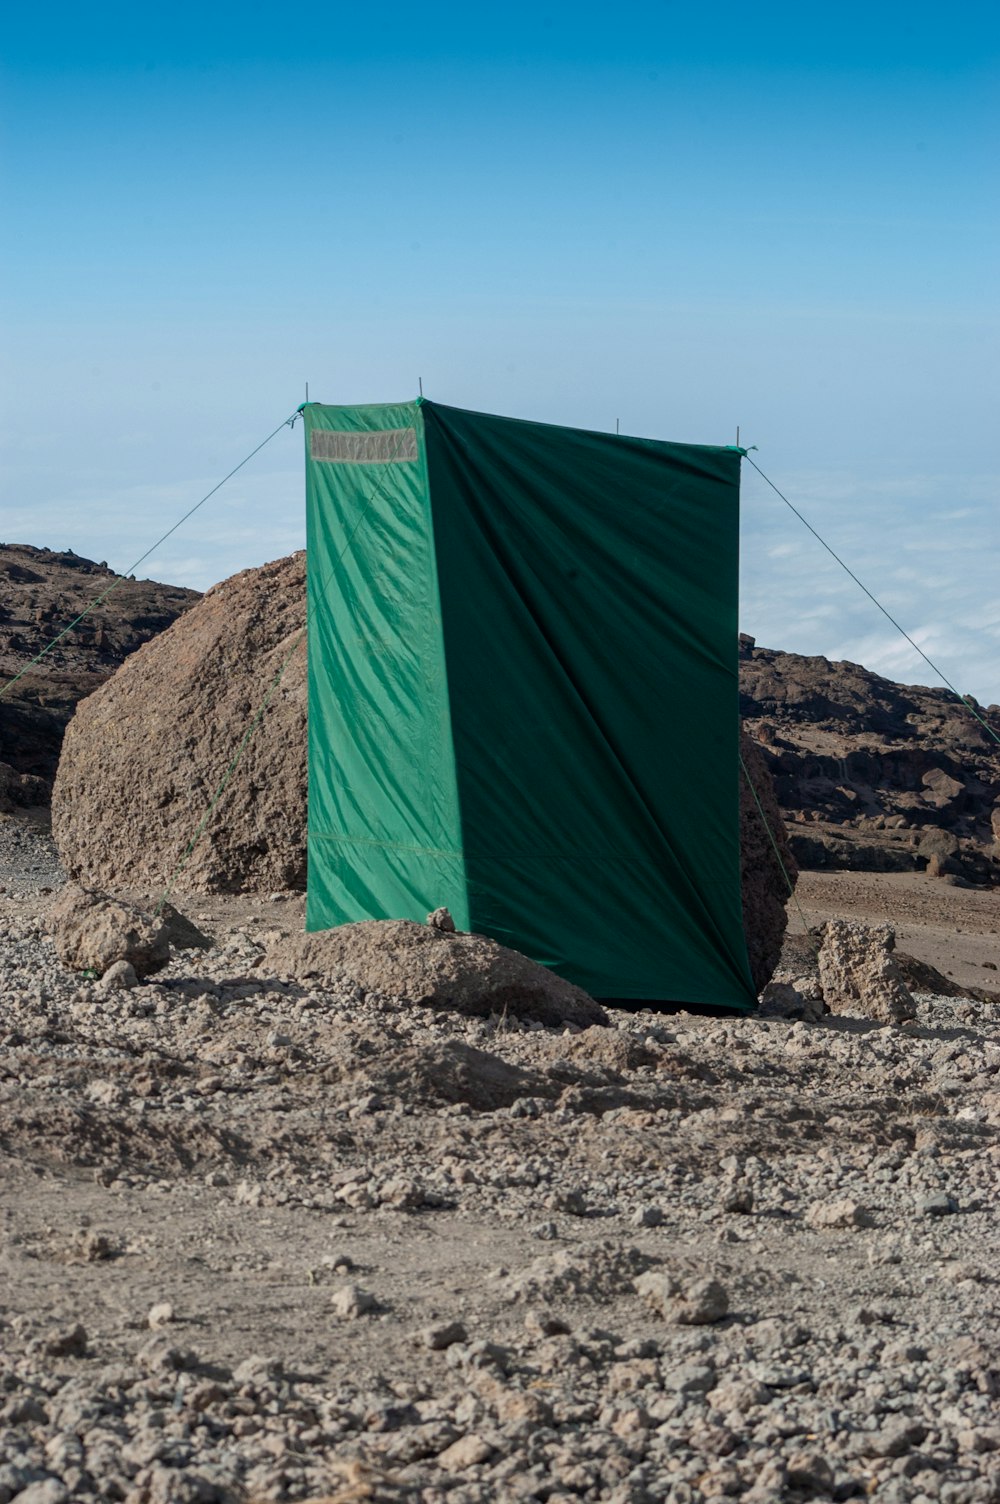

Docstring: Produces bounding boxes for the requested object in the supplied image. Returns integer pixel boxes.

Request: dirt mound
[265,918,608,1028]
[52,553,308,894]
[340,1036,559,1112]
[0,543,199,802]
[740,637,1000,886]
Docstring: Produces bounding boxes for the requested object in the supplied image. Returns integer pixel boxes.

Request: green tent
[303,398,755,1011]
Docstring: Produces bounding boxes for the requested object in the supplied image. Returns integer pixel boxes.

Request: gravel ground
[1,814,998,1504]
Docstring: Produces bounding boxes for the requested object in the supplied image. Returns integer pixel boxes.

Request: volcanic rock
[53,553,307,894]
[0,543,198,799]
[816,918,916,1025]
[47,884,207,978]
[265,919,608,1028]
[48,884,171,978]
[634,1270,730,1325]
[740,639,1000,885]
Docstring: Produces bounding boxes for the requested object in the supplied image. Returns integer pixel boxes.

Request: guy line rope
[0,413,299,702]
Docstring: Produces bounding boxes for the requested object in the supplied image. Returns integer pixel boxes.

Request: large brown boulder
[52,553,308,894]
[53,552,794,993]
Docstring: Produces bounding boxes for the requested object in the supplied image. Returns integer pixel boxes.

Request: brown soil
[1,828,998,1501]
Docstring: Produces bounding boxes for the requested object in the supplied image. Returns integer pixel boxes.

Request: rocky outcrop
[53,553,795,995]
[265,919,609,1028]
[49,885,171,978]
[816,918,916,1025]
[0,544,199,802]
[740,638,1000,886]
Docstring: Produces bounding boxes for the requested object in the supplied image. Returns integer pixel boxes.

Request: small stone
[630,1205,664,1228]
[957,1428,1000,1454]
[437,1434,495,1469]
[494,1390,553,1427]
[545,1187,588,1216]
[805,1199,874,1231]
[232,1354,284,1385]
[99,959,138,990]
[417,1321,468,1350]
[426,907,457,932]
[9,1483,69,1504]
[864,1418,929,1458]
[636,1271,729,1324]
[43,1323,88,1358]
[664,1360,717,1394]
[917,1193,958,1217]
[138,1339,199,1372]
[524,1308,571,1338]
[611,1405,650,1437]
[75,1229,114,1262]
[785,1451,835,1492]
[336,1180,374,1210]
[147,1302,174,1330]
[331,1283,376,1319]
[378,1176,424,1209]
[719,1182,754,1214]
[757,982,825,1023]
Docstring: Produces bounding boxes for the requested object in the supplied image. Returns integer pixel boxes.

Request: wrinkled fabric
[304,399,754,1010]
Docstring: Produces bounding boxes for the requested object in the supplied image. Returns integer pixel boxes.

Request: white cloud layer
[740,465,1000,708]
[4,444,998,713]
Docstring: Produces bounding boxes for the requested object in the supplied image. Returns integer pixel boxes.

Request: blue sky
[2,2,998,703]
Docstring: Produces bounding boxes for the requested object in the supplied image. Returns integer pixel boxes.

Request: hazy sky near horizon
[2,2,998,704]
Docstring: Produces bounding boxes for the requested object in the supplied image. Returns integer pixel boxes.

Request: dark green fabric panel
[421,401,754,1008]
[303,402,468,932]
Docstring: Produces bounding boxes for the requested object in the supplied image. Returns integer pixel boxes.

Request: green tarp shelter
[303,398,755,1011]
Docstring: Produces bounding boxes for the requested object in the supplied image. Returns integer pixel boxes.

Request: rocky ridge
[739,638,1000,888]
[0,543,199,804]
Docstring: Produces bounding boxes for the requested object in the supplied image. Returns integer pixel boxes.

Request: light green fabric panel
[303,402,467,931]
[422,401,754,1009]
